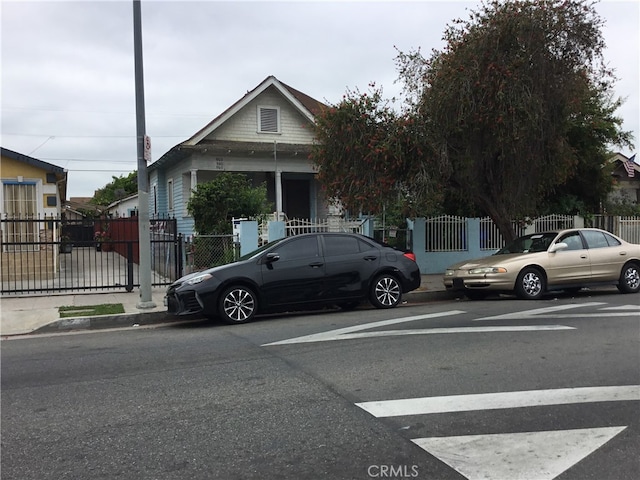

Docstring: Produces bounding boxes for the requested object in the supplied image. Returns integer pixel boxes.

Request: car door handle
[309,262,324,268]
[619,251,627,256]
[580,255,588,259]
[364,256,377,261]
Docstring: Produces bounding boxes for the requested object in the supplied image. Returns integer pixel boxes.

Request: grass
[59,304,125,318]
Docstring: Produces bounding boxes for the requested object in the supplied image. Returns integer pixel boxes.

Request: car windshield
[494,232,558,255]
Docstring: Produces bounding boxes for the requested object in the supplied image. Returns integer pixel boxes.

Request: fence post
[238,220,258,256]
[175,233,183,279]
[126,241,134,292]
[268,221,286,242]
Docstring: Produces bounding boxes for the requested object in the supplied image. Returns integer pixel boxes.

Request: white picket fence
[425,214,640,252]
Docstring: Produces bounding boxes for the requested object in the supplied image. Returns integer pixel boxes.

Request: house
[147,76,332,237]
[1,147,67,218]
[1,147,67,282]
[608,152,639,207]
[105,193,138,218]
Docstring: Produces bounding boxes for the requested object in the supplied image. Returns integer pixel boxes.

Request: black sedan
[165,232,421,324]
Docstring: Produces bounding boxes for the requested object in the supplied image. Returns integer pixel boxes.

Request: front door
[260,235,325,307]
[546,231,591,286]
[283,179,310,218]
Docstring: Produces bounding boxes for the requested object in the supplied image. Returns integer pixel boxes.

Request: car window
[582,230,619,249]
[274,236,319,261]
[323,235,363,256]
[602,232,622,246]
[558,232,584,251]
[496,233,556,254]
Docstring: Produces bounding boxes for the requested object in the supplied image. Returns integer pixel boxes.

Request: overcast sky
[2,0,638,199]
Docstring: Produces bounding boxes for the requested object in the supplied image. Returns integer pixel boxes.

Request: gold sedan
[443,228,640,300]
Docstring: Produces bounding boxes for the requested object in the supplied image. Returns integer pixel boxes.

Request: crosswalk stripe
[356,385,640,417]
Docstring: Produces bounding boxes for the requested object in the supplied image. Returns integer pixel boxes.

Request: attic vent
[258,106,279,133]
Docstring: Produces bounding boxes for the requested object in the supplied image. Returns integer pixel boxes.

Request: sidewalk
[0,275,451,337]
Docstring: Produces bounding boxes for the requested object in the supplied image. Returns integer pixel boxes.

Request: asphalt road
[2,290,639,480]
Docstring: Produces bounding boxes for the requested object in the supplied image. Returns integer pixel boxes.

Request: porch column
[190,169,198,195]
[275,169,283,220]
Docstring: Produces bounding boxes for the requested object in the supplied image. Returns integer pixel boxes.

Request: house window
[167,179,174,211]
[153,184,158,215]
[258,106,280,133]
[2,182,38,251]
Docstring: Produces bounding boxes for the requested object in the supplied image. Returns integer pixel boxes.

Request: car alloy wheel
[515,267,545,300]
[370,274,402,308]
[219,286,257,324]
[618,263,640,294]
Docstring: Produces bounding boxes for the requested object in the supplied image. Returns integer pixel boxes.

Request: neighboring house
[1,147,67,219]
[1,147,67,282]
[106,193,138,218]
[63,197,102,221]
[148,75,332,236]
[608,152,639,207]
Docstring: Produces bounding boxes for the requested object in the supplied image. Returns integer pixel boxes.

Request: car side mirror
[263,252,280,263]
[549,242,568,253]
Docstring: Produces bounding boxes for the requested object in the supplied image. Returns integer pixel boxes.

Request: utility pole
[133,0,155,309]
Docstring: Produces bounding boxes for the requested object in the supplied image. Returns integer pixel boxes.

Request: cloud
[2,0,638,198]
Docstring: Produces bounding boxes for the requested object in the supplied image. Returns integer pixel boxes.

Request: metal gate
[0,216,182,295]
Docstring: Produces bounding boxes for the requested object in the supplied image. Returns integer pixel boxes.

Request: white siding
[207,87,315,145]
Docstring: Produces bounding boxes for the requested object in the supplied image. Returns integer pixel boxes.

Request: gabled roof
[610,152,639,179]
[187,75,325,145]
[1,146,66,174]
[149,76,326,171]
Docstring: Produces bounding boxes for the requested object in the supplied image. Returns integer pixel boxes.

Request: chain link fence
[184,235,239,274]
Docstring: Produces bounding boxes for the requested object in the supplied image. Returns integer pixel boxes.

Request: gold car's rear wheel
[515,267,545,300]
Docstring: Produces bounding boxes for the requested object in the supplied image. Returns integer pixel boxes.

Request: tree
[91,172,138,206]
[186,173,272,234]
[310,86,446,218]
[396,0,632,241]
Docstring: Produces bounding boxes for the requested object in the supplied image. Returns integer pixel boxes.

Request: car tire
[617,262,640,294]
[515,267,545,300]
[218,285,257,324]
[370,274,402,309]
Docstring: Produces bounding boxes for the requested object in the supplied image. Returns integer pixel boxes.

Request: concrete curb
[18,289,455,336]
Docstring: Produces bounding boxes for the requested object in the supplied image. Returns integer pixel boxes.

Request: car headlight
[444,270,455,276]
[185,273,213,285]
[468,267,507,274]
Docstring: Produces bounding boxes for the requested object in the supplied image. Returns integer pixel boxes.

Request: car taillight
[403,252,416,262]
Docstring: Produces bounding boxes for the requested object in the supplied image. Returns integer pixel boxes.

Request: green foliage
[310,85,446,218]
[395,0,632,241]
[187,173,272,234]
[602,199,640,216]
[91,172,137,206]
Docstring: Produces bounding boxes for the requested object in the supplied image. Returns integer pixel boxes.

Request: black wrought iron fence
[0,215,181,295]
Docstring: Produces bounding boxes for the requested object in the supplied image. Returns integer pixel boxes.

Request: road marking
[413,427,627,480]
[261,311,574,346]
[355,385,640,417]
[601,304,640,311]
[475,303,608,321]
